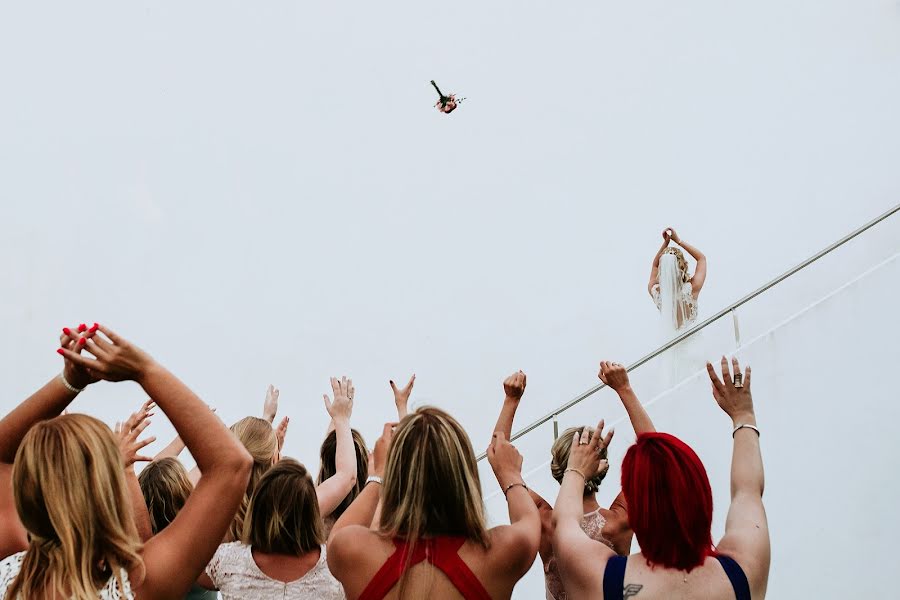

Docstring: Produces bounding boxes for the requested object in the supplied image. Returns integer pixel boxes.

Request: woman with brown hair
[327,397,541,599]
[0,324,252,600]
[197,459,344,599]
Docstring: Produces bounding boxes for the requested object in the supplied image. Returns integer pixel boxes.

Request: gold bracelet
[564,468,587,482]
[502,482,528,497]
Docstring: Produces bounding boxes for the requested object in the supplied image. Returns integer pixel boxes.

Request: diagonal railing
[477,202,899,461]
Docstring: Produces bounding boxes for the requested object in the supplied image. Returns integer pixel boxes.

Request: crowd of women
[0,318,768,599]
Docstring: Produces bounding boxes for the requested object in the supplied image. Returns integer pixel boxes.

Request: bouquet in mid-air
[431,80,464,114]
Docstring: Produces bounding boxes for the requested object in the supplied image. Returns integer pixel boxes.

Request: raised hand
[707,357,754,422]
[486,431,524,487]
[598,361,631,392]
[58,325,156,383]
[389,374,415,419]
[503,370,527,402]
[115,406,157,468]
[372,422,397,477]
[58,323,101,389]
[667,227,682,244]
[275,416,289,452]
[262,384,280,424]
[662,228,672,243]
[324,376,354,421]
[568,421,613,481]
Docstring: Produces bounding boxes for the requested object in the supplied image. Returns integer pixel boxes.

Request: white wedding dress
[652,253,704,386]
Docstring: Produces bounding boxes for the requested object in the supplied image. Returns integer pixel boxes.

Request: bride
[648,227,707,334]
[648,228,708,386]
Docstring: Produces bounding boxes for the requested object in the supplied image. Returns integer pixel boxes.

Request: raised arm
[389,374,415,419]
[552,423,616,599]
[598,362,655,435]
[670,229,707,294]
[648,230,672,295]
[262,384,279,424]
[491,370,526,440]
[486,432,540,577]
[61,325,252,600]
[0,326,98,559]
[707,357,769,598]
[0,325,98,463]
[153,434,186,461]
[115,403,157,542]
[317,377,358,517]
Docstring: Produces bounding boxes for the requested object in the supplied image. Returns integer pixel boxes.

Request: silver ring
[579,440,589,445]
[733,373,743,388]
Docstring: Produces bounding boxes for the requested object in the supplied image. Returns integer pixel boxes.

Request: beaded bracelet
[59,372,84,394]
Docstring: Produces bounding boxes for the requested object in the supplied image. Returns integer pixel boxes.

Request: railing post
[731,308,741,348]
[552,414,559,440]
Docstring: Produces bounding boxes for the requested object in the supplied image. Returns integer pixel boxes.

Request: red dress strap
[358,537,491,600]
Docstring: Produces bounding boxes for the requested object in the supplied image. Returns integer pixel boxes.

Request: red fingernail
[89,323,99,333]
[78,337,87,345]
[78,324,87,332]
[56,348,65,356]
[63,327,71,336]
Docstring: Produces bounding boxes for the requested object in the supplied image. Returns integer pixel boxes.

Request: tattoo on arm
[623,583,643,599]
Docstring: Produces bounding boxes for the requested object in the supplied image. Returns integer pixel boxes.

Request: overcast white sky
[1,1,899,469]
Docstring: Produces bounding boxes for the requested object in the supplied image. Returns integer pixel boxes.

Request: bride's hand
[667,227,681,244]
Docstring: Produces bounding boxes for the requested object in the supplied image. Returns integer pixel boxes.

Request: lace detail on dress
[207,542,344,600]
[543,510,615,600]
[651,281,699,330]
[0,552,134,599]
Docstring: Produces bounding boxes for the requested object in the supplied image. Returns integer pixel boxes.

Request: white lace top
[206,542,344,600]
[0,552,134,599]
[544,509,614,600]
[651,281,699,330]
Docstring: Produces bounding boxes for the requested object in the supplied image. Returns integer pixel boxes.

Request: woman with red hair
[552,357,769,599]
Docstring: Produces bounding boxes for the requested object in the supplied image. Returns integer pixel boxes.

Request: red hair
[621,432,715,571]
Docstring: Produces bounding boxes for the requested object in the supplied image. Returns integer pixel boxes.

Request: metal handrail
[477,202,899,461]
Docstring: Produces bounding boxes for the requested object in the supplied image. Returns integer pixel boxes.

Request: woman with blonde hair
[328,396,541,599]
[552,357,769,599]
[648,227,707,334]
[491,365,656,600]
[197,459,344,599]
[0,324,252,600]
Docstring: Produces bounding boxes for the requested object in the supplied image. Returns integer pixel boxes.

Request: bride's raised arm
[648,229,672,295]
[670,228,707,294]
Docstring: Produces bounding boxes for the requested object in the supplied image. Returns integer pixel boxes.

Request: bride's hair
[663,247,690,283]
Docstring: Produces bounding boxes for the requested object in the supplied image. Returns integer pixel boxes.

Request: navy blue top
[602,554,751,600]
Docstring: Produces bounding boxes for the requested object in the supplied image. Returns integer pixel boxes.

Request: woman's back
[206,542,342,600]
[0,552,133,600]
[601,553,750,600]
[333,527,532,600]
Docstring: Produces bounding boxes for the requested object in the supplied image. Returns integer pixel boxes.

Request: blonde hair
[243,459,324,554]
[664,247,690,283]
[228,416,278,541]
[8,414,143,600]
[380,406,488,543]
[138,457,193,534]
[551,426,609,495]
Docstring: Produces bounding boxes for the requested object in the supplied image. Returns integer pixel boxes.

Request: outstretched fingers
[706,361,726,396]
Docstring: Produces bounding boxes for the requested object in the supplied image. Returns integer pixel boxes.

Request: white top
[0,551,134,599]
[651,281,699,330]
[206,542,344,600]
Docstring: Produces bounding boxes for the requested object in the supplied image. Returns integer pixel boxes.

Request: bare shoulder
[328,526,393,574]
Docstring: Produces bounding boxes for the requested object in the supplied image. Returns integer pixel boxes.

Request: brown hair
[550,426,609,495]
[9,414,143,600]
[229,416,278,541]
[242,459,324,555]
[317,428,369,519]
[138,457,193,534]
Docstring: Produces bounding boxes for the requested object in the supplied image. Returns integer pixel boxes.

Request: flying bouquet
[431,80,465,114]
